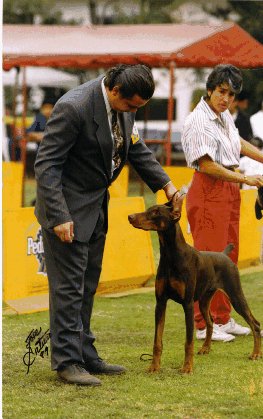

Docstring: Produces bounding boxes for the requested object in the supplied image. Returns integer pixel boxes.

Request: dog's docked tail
[223,243,234,256]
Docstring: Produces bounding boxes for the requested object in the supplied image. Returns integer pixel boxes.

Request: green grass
[3,271,263,419]
[8,176,262,418]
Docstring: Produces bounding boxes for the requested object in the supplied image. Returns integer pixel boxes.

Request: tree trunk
[88,0,98,24]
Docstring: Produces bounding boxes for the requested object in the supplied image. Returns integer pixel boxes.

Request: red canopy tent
[3,22,263,69]
[3,22,263,164]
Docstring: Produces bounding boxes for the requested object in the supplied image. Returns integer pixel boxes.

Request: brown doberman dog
[128,194,261,374]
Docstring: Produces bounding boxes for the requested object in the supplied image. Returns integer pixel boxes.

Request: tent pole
[166,61,175,166]
[11,67,20,161]
[21,66,27,206]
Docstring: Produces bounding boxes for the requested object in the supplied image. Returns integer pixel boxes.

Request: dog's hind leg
[198,290,216,355]
[181,301,194,374]
[149,298,167,372]
[228,293,262,360]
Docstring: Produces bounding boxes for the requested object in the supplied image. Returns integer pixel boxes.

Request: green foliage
[3,271,263,418]
[229,0,263,44]
[3,0,81,24]
[4,0,54,23]
[88,0,187,24]
[203,0,263,114]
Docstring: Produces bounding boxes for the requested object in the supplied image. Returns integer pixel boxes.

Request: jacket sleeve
[34,100,80,228]
[127,131,170,193]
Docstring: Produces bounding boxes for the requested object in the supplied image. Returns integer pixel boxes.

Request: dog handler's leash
[140,353,153,361]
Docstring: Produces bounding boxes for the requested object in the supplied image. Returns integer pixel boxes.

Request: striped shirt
[181,97,241,170]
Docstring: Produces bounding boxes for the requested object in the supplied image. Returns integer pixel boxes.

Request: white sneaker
[217,318,251,336]
[196,324,235,342]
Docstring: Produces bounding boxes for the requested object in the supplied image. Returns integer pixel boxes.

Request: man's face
[108,86,150,113]
[41,103,53,119]
[237,99,249,111]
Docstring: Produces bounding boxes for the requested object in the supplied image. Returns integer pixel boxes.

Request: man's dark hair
[104,64,155,100]
[206,64,243,95]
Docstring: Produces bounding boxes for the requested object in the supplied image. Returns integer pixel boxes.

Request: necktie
[111,110,124,170]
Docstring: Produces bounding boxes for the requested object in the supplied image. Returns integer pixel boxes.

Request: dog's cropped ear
[171,193,186,221]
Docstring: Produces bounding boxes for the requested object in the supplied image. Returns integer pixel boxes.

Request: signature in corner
[23,327,50,374]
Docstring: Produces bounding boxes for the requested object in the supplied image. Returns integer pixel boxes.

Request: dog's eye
[150,209,159,218]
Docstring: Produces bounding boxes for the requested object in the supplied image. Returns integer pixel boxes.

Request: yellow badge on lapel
[131,123,140,144]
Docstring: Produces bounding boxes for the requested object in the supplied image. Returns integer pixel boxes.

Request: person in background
[229,90,253,142]
[27,100,54,143]
[239,137,263,189]
[34,64,179,386]
[181,64,263,342]
[250,100,263,141]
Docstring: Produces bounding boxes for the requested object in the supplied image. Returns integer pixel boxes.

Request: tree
[86,0,187,24]
[3,0,80,24]
[203,0,263,114]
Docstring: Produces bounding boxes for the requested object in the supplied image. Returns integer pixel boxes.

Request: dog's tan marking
[170,278,186,299]
[181,341,194,374]
[155,278,165,297]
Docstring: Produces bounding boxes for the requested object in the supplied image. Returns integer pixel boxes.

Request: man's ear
[112,85,120,96]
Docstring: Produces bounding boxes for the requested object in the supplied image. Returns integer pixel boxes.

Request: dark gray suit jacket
[34,76,170,242]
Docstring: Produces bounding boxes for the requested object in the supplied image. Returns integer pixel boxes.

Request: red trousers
[186,171,240,329]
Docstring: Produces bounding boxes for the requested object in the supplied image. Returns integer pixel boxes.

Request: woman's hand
[199,155,263,186]
[244,175,263,188]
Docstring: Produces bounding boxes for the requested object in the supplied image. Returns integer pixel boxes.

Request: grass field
[3,177,263,418]
[3,271,263,419]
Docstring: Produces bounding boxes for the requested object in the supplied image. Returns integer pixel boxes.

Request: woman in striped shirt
[181,64,263,342]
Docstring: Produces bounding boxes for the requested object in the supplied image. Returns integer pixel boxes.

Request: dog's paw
[180,365,193,374]
[148,364,160,373]
[249,351,262,360]
[198,346,210,355]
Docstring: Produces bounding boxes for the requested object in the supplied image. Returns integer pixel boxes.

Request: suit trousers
[186,171,240,330]
[42,207,106,370]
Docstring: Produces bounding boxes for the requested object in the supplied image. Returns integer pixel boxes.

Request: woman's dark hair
[104,64,155,100]
[206,64,243,95]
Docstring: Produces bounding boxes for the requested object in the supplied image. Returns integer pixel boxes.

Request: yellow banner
[3,197,155,312]
[3,162,23,210]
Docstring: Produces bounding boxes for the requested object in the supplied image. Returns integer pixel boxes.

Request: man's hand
[162,181,179,201]
[54,221,74,243]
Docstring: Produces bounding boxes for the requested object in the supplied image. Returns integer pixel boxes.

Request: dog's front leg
[181,301,194,374]
[149,298,167,373]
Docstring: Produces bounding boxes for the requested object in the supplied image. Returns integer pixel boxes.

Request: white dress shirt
[181,97,241,170]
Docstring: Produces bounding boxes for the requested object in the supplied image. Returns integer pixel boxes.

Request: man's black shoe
[85,359,126,375]
[57,364,101,386]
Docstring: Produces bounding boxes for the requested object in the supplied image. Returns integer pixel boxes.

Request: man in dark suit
[34,64,178,386]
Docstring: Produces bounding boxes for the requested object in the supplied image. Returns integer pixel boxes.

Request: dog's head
[128,193,185,232]
[255,186,263,220]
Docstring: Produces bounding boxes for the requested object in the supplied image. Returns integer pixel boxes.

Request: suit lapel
[93,82,113,179]
[93,80,135,180]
